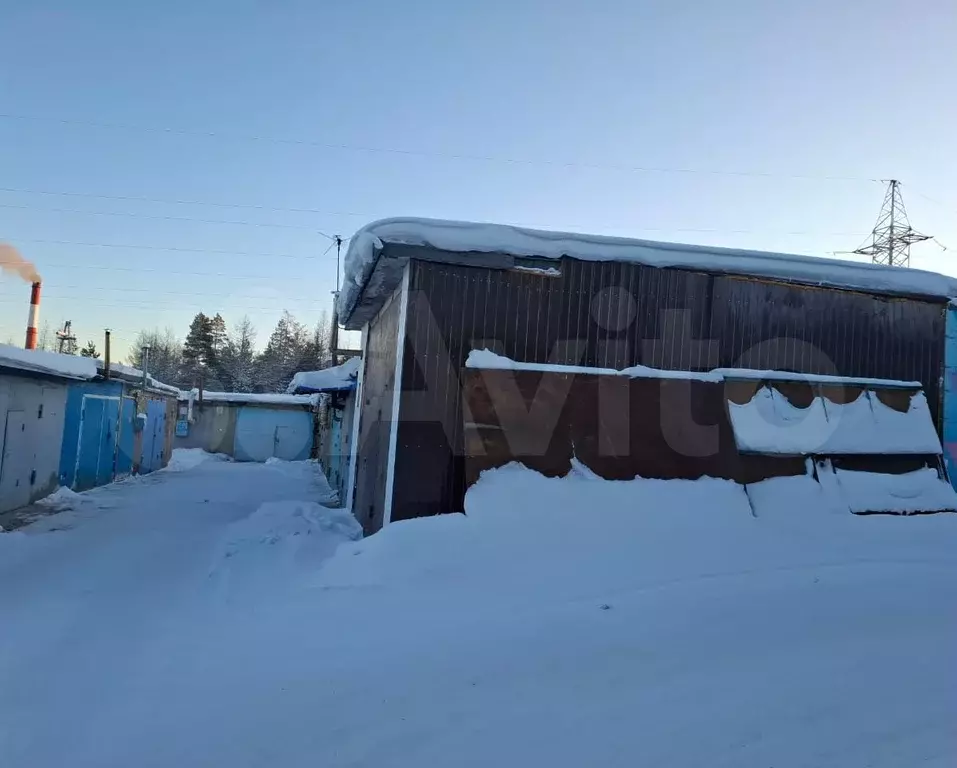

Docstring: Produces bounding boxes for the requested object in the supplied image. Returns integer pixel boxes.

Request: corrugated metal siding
[0,374,69,513]
[352,283,402,533]
[392,258,947,524]
[943,306,957,488]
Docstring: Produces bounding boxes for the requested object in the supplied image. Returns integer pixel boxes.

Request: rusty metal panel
[352,284,402,534]
[387,258,947,527]
[460,369,806,488]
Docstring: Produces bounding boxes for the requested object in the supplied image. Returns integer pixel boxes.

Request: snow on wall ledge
[465,349,922,389]
[336,217,957,324]
[729,387,942,456]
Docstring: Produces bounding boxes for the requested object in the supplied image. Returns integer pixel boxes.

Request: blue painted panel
[95,398,120,487]
[234,407,313,462]
[140,400,166,474]
[59,380,123,489]
[116,398,136,477]
[75,397,106,491]
[944,307,957,489]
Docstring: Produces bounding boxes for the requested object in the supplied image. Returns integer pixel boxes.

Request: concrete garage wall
[234,406,314,462]
[0,373,69,514]
[174,404,238,456]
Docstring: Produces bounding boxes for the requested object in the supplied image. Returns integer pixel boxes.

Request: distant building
[287,357,361,504]
[174,390,319,462]
[0,346,179,515]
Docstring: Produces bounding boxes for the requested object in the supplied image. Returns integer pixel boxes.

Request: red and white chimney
[24,281,41,350]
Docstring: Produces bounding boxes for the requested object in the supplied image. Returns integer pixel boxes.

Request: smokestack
[25,281,41,350]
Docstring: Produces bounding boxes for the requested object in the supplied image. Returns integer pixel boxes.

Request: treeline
[126,310,333,393]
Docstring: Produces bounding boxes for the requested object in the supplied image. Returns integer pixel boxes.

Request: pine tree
[296,312,332,372]
[182,313,214,384]
[221,316,257,393]
[80,340,100,358]
[37,320,53,351]
[129,328,184,387]
[255,311,308,392]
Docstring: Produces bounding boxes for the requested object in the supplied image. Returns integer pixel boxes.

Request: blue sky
[1,0,955,360]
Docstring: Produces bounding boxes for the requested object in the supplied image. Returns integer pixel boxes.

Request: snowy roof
[0,344,97,380]
[95,360,180,396]
[182,389,320,407]
[286,357,362,394]
[337,217,957,328]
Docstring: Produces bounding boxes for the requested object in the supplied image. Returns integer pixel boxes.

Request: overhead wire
[0,184,370,219]
[0,112,878,183]
[0,202,336,235]
[0,235,321,261]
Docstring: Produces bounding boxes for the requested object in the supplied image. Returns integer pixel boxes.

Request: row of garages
[0,348,179,515]
[0,344,361,517]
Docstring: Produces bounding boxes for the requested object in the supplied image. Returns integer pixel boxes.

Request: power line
[0,185,371,219]
[0,112,878,183]
[0,235,322,261]
[0,283,335,302]
[905,185,957,215]
[0,202,336,235]
[0,185,879,239]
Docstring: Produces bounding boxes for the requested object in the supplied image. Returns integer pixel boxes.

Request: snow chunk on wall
[286,357,361,394]
[835,468,957,514]
[337,217,957,324]
[730,387,942,455]
[0,344,96,380]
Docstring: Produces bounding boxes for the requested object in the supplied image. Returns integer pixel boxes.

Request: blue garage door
[140,400,167,474]
[75,396,120,491]
[116,397,136,477]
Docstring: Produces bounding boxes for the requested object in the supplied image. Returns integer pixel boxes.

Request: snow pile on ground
[0,343,96,380]
[286,356,361,394]
[34,486,84,509]
[164,447,230,472]
[209,501,362,599]
[3,459,957,767]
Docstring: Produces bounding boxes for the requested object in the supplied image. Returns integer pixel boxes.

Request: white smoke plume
[0,243,41,283]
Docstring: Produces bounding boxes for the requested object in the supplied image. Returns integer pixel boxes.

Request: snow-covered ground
[2,455,956,767]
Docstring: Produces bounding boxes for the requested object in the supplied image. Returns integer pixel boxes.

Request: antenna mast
[853,179,930,267]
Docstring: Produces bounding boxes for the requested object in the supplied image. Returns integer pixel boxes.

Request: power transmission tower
[56,319,77,354]
[853,179,930,267]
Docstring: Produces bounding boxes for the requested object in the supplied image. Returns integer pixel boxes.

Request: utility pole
[853,179,930,268]
[104,329,112,379]
[141,345,151,389]
[329,235,343,367]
